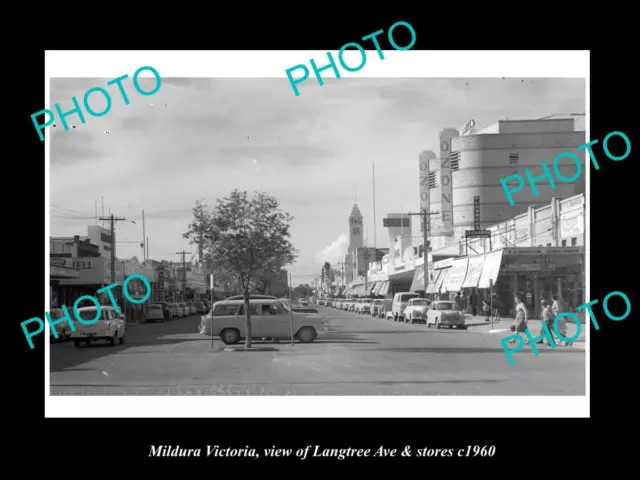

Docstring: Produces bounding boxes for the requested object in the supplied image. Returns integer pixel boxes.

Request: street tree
[186,190,297,348]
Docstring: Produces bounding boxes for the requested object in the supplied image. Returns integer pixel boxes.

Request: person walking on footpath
[455,292,464,312]
[551,294,569,343]
[470,292,477,316]
[537,300,557,346]
[509,294,529,344]
[482,299,491,322]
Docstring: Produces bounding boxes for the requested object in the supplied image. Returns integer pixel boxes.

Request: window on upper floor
[509,152,519,164]
[571,237,577,246]
[562,239,567,246]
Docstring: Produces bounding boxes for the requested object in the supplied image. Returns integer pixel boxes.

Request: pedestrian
[509,294,528,344]
[482,299,491,321]
[551,294,568,342]
[455,292,464,311]
[470,292,477,316]
[537,300,556,346]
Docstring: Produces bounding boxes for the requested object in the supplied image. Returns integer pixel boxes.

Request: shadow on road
[50,316,207,373]
[373,346,584,354]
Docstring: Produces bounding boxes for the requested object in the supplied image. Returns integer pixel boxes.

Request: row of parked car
[144,301,209,323]
[320,293,467,329]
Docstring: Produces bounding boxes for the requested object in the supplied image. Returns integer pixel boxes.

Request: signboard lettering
[418,151,434,233]
[439,129,457,236]
[465,229,491,239]
[383,217,410,228]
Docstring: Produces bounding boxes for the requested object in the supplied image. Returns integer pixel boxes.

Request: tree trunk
[244,288,252,348]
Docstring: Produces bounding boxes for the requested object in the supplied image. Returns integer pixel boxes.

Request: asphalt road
[49,306,585,395]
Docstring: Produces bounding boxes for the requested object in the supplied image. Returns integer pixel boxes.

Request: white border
[45,50,589,418]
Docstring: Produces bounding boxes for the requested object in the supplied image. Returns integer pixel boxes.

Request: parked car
[194,302,207,314]
[371,299,383,317]
[71,306,126,347]
[425,300,467,329]
[201,299,325,344]
[179,302,189,317]
[188,303,197,316]
[299,298,309,306]
[381,298,393,320]
[167,303,179,320]
[144,304,166,323]
[392,292,422,322]
[357,298,373,314]
[402,298,432,324]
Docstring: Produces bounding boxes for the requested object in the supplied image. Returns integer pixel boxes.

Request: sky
[50,77,585,285]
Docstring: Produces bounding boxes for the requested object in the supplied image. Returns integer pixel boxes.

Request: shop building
[420,117,586,251]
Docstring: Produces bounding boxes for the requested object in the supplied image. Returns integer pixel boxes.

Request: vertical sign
[439,129,458,236]
[418,151,435,232]
[474,196,480,230]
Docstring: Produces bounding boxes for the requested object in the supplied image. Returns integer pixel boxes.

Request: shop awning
[372,281,383,295]
[410,265,425,292]
[462,254,485,288]
[378,281,390,296]
[367,281,379,295]
[478,249,504,288]
[446,257,469,292]
[436,267,451,293]
[426,269,443,293]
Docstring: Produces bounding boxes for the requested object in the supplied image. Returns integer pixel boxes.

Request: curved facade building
[448,118,585,240]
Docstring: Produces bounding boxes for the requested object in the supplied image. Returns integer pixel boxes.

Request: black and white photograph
[45,51,588,417]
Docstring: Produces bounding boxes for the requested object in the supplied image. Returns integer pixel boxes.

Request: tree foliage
[184,190,298,348]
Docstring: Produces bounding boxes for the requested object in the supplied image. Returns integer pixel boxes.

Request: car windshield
[149,306,162,312]
[411,299,429,306]
[78,309,102,321]
[436,302,455,310]
[363,299,373,303]
[401,294,420,302]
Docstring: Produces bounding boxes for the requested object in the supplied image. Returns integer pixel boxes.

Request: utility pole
[142,209,146,261]
[99,214,126,285]
[175,250,191,302]
[408,209,440,293]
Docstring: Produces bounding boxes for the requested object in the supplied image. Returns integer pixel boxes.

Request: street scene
[50,77,586,396]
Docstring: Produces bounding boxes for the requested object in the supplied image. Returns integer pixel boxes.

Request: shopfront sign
[433,257,454,270]
[503,263,544,271]
[560,209,584,238]
[383,217,410,228]
[504,247,584,256]
[462,254,485,288]
[473,196,480,230]
[465,229,491,239]
[50,264,80,278]
[446,257,469,292]
[438,129,457,236]
[50,257,72,267]
[418,151,435,232]
[478,249,504,289]
[459,118,476,136]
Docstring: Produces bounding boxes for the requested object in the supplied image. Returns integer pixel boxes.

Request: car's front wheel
[221,328,241,345]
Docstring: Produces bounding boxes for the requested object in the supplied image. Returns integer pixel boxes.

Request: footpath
[464,315,586,349]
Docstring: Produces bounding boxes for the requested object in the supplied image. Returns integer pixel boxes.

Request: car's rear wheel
[74,340,81,348]
[221,328,240,345]
[297,327,316,343]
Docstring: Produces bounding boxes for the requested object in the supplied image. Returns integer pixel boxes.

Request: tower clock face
[352,227,360,235]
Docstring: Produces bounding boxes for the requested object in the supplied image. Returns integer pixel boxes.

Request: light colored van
[203,298,325,344]
[70,306,126,347]
[392,292,421,322]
